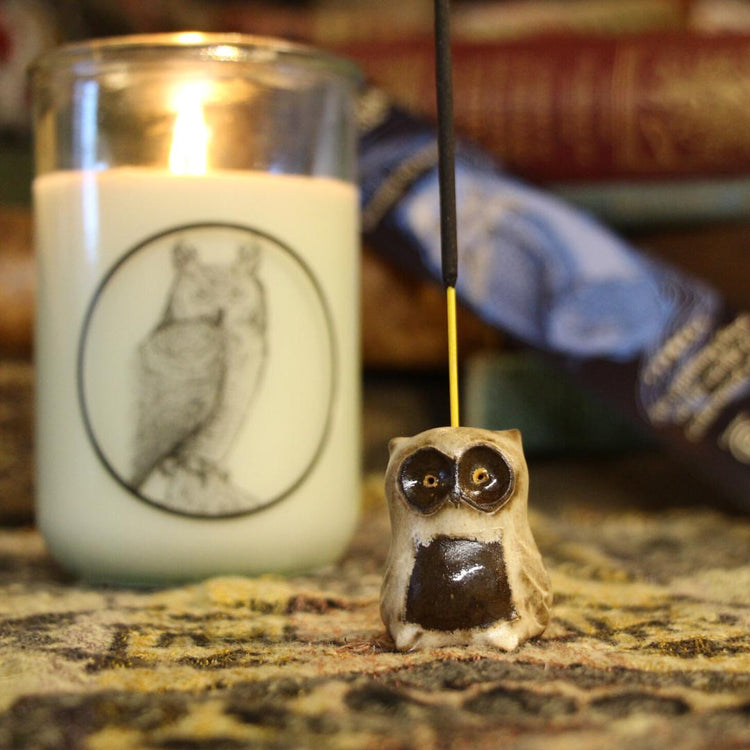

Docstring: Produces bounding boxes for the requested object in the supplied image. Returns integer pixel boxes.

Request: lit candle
[32,34,361,583]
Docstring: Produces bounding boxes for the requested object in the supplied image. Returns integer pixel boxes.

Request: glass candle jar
[31,33,361,583]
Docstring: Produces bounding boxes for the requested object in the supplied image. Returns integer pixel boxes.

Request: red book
[219,0,687,45]
[336,32,750,183]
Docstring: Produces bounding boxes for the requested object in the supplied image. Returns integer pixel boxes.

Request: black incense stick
[434,0,458,289]
[434,0,460,426]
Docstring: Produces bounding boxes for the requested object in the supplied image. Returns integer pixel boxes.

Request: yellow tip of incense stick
[447,285,460,427]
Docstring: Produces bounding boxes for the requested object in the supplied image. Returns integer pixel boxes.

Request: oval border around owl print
[77,222,337,519]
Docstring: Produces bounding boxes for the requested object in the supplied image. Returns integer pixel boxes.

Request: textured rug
[0,457,748,750]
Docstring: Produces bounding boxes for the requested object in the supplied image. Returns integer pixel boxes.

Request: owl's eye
[399,448,453,515]
[471,467,490,486]
[423,474,440,488]
[458,445,514,512]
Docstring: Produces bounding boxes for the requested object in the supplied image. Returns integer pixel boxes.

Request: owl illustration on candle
[130,240,267,515]
[380,426,551,651]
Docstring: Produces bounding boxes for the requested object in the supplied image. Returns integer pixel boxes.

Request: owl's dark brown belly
[406,535,516,631]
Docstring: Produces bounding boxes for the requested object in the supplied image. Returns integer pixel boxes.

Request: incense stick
[434,0,460,427]
[446,286,460,427]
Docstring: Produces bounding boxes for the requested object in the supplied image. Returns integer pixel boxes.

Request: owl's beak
[448,488,462,507]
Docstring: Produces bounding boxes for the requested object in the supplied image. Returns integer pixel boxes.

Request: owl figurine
[380,426,551,651]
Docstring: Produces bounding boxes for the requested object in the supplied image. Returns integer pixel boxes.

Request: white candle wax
[34,167,360,583]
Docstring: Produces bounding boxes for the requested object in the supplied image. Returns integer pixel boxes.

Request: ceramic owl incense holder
[380,426,551,651]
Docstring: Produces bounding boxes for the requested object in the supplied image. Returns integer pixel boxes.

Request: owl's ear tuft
[173,241,198,269]
[388,437,408,456]
[499,428,522,445]
[237,243,260,274]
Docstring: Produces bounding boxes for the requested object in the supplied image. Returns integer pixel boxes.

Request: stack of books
[218,0,750,307]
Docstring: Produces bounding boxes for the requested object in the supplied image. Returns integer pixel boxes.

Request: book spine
[218,0,687,45]
[0,361,33,523]
[357,89,750,509]
[0,207,34,358]
[550,177,750,228]
[342,32,750,183]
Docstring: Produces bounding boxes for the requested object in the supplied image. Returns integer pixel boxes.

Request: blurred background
[1,0,749,523]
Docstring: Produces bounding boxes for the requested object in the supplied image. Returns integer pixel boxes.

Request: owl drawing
[380,426,551,650]
[130,240,267,515]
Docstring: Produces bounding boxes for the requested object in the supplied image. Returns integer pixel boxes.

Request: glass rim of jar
[29,31,363,84]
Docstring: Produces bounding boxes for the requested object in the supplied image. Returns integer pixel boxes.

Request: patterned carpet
[0,456,748,749]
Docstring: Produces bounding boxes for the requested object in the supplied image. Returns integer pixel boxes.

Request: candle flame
[169,81,211,175]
